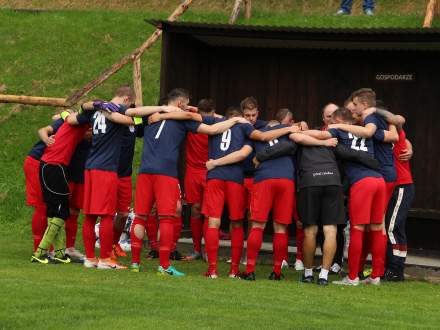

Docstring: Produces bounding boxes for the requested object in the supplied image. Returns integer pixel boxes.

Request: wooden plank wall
[160,35,440,214]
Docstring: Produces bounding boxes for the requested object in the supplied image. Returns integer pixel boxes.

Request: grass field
[1,2,440,329]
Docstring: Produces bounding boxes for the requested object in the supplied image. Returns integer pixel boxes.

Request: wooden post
[65,0,194,106]
[229,0,243,24]
[244,0,252,19]
[0,94,68,107]
[133,56,143,107]
[424,0,437,28]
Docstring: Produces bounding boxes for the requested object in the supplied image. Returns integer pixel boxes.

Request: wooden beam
[0,94,68,107]
[133,56,143,107]
[65,0,194,106]
[424,0,437,28]
[229,0,243,24]
[244,0,252,19]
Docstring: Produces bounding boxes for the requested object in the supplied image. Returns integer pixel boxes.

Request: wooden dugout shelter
[153,20,440,250]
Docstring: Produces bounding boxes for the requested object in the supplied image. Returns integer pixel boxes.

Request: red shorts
[184,168,206,205]
[134,174,179,217]
[117,176,132,213]
[202,179,245,221]
[250,179,295,225]
[24,156,43,207]
[349,177,386,226]
[69,182,84,210]
[244,177,254,209]
[83,169,118,215]
[385,181,396,208]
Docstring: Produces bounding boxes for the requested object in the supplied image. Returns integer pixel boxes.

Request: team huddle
[24,86,414,285]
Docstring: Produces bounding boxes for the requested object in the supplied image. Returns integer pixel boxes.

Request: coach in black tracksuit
[256,140,380,284]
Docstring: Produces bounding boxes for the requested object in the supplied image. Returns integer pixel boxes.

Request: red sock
[32,204,47,251]
[246,227,263,274]
[65,213,79,248]
[172,216,182,251]
[146,214,158,251]
[205,227,219,274]
[99,215,113,259]
[348,228,364,280]
[370,230,386,278]
[273,232,288,275]
[190,217,203,253]
[83,215,97,259]
[159,218,174,269]
[296,226,304,261]
[113,215,128,245]
[130,217,146,264]
[358,231,370,273]
[230,226,244,274]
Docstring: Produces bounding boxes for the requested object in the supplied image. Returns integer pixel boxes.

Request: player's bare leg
[319,225,337,285]
[301,225,318,283]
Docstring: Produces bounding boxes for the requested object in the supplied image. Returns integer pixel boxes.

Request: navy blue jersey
[329,128,382,185]
[85,106,129,172]
[139,119,201,177]
[365,114,397,182]
[28,119,64,160]
[243,119,267,178]
[118,125,137,178]
[253,124,295,183]
[68,139,91,183]
[203,117,255,184]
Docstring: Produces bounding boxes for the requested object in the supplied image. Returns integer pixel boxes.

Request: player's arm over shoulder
[206,145,253,170]
[102,111,134,125]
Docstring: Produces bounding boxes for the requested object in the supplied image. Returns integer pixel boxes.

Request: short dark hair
[197,98,216,114]
[332,107,354,123]
[351,88,376,107]
[114,85,135,102]
[158,96,168,106]
[275,108,293,123]
[240,96,258,111]
[225,106,242,119]
[167,88,190,103]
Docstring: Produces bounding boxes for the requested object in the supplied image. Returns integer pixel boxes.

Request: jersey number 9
[220,129,232,151]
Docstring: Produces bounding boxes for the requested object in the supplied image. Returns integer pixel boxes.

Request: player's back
[253,124,295,183]
[41,119,90,166]
[28,118,64,161]
[329,128,382,184]
[140,118,200,177]
[365,113,396,182]
[204,117,254,184]
[85,109,128,172]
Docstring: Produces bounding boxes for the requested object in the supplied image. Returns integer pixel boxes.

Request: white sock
[319,268,329,280]
[305,268,313,277]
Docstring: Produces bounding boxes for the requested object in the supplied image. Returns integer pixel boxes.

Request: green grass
[1,6,440,329]
[1,235,440,329]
